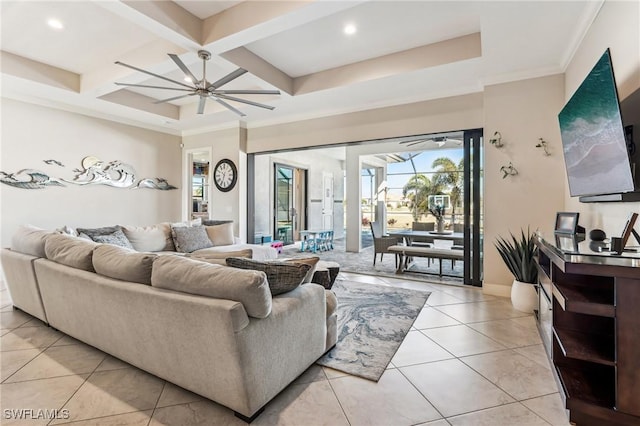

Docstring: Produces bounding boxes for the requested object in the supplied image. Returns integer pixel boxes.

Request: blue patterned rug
[317,280,430,381]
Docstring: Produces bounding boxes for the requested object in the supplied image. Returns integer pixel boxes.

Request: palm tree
[402,174,432,221]
[431,157,464,224]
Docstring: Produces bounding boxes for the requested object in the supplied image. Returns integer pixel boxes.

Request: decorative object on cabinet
[589,229,606,241]
[0,156,177,190]
[535,138,551,155]
[554,212,584,235]
[213,159,237,192]
[489,131,503,148]
[495,228,538,312]
[115,50,280,117]
[611,212,640,254]
[499,162,518,178]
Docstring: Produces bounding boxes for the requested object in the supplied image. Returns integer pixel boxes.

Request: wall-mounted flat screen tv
[558,49,634,197]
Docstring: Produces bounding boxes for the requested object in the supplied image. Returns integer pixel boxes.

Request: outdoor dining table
[387,230,464,246]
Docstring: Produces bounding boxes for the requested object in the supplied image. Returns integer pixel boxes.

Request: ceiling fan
[114,50,280,117]
[400,136,462,148]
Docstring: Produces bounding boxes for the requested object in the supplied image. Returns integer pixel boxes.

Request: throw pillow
[92,244,157,285]
[187,248,252,265]
[171,218,202,228]
[76,225,122,240]
[226,257,311,296]
[92,229,134,249]
[205,222,234,246]
[151,255,272,319]
[171,225,213,253]
[277,256,320,284]
[122,223,174,252]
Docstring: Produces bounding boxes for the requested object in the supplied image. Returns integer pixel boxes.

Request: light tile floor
[0,273,571,426]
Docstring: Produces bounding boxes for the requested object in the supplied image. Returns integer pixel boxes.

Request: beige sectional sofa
[1,226,338,422]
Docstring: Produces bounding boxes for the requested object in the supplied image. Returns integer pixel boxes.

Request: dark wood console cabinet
[534,236,640,425]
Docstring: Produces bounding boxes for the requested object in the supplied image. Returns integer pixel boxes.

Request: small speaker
[590,229,606,241]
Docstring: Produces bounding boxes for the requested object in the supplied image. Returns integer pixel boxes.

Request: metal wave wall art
[0,156,177,190]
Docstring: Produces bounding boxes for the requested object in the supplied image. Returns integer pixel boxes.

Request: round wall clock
[213,159,237,192]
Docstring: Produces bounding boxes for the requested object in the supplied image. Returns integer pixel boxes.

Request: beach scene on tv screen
[558,50,634,197]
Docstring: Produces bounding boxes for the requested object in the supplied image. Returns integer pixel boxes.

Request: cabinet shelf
[555,364,615,409]
[553,327,615,366]
[552,282,615,317]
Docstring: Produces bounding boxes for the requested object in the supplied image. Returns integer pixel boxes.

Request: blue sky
[362,148,464,199]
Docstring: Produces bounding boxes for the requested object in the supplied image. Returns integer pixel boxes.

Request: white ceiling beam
[221,47,294,95]
[1,51,80,92]
[293,33,482,95]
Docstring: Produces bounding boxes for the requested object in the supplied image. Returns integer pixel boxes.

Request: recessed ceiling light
[344,23,357,35]
[47,18,64,30]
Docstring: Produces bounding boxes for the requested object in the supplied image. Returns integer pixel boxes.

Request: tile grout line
[324,374,353,426]
[395,364,448,423]
[147,381,168,426]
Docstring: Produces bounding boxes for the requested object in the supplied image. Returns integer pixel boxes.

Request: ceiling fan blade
[211,96,246,117]
[153,93,195,104]
[168,54,199,84]
[208,68,247,89]
[115,61,194,89]
[212,89,281,95]
[197,96,206,114]
[114,82,194,91]
[215,94,275,110]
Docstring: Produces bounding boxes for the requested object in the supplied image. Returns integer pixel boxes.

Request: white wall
[563,0,640,235]
[181,126,247,239]
[482,75,567,296]
[0,99,181,247]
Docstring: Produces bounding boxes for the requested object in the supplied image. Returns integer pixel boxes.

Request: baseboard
[483,282,511,298]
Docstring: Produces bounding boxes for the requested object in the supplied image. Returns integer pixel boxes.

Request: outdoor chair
[370,221,401,266]
[411,222,435,246]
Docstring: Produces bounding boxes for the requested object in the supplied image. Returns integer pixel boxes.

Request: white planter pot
[510,279,537,313]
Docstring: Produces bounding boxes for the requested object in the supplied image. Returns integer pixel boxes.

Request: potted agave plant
[495,228,538,312]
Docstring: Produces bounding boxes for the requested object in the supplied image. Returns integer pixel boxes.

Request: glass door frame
[463,129,483,286]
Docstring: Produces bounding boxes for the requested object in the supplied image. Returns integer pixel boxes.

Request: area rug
[316,280,430,381]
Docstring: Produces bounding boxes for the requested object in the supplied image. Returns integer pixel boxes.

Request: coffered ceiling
[0,1,602,136]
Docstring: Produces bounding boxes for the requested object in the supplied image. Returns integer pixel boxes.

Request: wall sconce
[536,138,550,156]
[500,162,518,179]
[489,131,504,148]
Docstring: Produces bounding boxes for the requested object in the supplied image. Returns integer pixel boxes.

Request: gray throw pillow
[77,225,122,240]
[171,225,213,253]
[92,229,134,249]
[226,257,311,296]
[202,220,233,226]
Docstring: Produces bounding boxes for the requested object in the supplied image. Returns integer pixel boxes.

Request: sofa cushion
[11,225,51,257]
[151,255,272,318]
[280,256,320,284]
[93,244,157,285]
[187,248,252,265]
[44,233,98,272]
[226,258,311,296]
[122,223,174,252]
[91,229,134,249]
[171,225,213,253]
[205,222,235,246]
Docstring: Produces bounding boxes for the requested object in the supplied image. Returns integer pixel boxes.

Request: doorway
[184,148,211,221]
[274,163,307,245]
